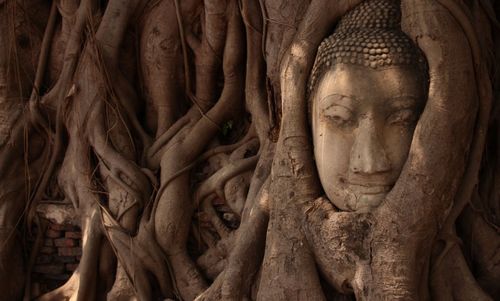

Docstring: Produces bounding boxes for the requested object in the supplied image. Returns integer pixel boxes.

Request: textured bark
[0,0,499,300]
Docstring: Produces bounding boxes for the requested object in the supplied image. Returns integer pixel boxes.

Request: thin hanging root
[102,44,152,149]
[27,0,57,133]
[26,0,96,225]
[88,8,153,152]
[1,0,58,219]
[22,215,46,301]
[112,71,152,150]
[173,0,193,104]
[89,104,151,201]
[28,1,57,103]
[173,0,224,132]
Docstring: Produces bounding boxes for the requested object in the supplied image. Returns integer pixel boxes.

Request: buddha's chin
[344,192,387,212]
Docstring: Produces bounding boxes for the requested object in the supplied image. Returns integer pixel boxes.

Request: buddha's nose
[350,119,391,175]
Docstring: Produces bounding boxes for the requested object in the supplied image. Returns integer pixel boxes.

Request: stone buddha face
[307,0,428,212]
[311,64,426,212]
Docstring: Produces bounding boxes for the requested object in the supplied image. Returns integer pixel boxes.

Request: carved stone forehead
[308,0,428,94]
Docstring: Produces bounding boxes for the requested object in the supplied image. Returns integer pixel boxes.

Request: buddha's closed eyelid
[320,93,358,107]
[386,108,418,125]
[322,104,355,127]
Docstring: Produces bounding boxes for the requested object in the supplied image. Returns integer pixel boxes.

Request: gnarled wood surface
[0,0,499,300]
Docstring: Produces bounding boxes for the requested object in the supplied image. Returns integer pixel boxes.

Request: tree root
[194,154,259,208]
[254,1,361,299]
[23,215,47,301]
[195,152,259,240]
[431,240,492,301]
[151,3,245,298]
[26,0,96,227]
[89,104,151,204]
[100,207,177,301]
[197,177,270,301]
[434,0,493,236]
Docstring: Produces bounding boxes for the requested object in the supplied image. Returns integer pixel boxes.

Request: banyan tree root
[198,0,496,300]
[149,1,247,300]
[2,0,499,300]
[34,1,156,300]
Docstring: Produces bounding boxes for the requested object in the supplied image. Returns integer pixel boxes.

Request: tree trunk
[0,0,499,300]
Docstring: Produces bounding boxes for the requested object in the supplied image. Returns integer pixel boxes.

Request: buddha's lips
[347,183,392,194]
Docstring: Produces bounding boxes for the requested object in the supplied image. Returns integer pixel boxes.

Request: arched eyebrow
[387,96,421,109]
[320,94,421,106]
[319,93,358,109]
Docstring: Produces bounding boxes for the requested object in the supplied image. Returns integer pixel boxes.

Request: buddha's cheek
[313,122,354,210]
[383,126,415,177]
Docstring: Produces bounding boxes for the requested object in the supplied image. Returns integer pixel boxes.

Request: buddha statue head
[308,0,428,212]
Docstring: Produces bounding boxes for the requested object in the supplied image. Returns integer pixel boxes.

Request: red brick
[65,263,79,272]
[53,256,75,264]
[35,255,52,264]
[40,246,55,254]
[58,247,82,257]
[45,229,62,238]
[34,264,65,275]
[49,223,76,231]
[65,231,82,239]
[54,238,75,247]
[43,239,54,247]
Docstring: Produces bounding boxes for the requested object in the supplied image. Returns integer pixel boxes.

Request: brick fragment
[54,238,75,247]
[49,223,76,231]
[36,255,52,264]
[65,231,82,239]
[58,247,82,257]
[45,229,61,238]
[40,246,55,254]
[53,256,75,264]
[34,264,65,275]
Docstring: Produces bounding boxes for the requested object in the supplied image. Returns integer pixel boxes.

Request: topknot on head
[308,0,427,94]
[336,0,401,31]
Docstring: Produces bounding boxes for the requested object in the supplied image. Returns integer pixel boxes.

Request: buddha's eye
[323,105,354,127]
[387,109,417,126]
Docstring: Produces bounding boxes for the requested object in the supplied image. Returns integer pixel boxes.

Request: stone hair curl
[308,0,428,95]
